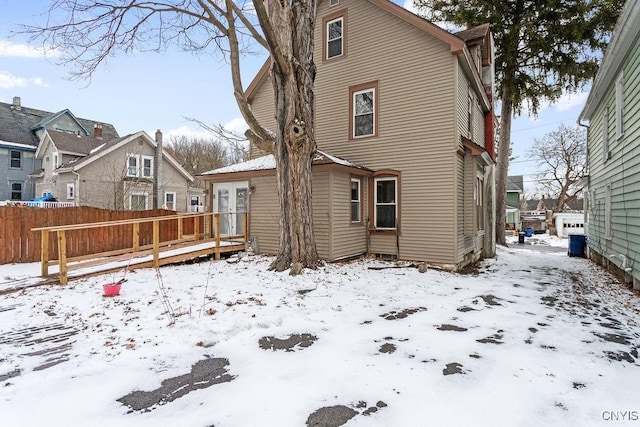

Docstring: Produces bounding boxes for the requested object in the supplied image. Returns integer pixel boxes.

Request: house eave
[579,0,640,122]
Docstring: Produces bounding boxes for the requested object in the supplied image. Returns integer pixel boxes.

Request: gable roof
[579,0,640,122]
[507,175,524,193]
[245,0,490,110]
[58,131,194,182]
[0,99,119,147]
[46,129,109,156]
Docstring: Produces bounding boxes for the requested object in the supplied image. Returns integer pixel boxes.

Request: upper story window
[467,89,474,140]
[350,81,378,139]
[323,10,346,61]
[615,71,624,139]
[142,155,154,178]
[350,178,361,223]
[10,150,21,169]
[602,106,610,162]
[52,152,59,169]
[127,154,139,177]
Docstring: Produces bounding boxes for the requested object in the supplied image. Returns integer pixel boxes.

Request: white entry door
[213,181,248,236]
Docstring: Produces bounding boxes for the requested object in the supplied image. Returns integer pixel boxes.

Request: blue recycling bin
[524,227,533,237]
[568,234,586,257]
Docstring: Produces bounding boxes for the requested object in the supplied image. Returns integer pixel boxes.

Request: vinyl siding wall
[248,170,335,259]
[246,0,488,266]
[314,0,458,264]
[587,40,640,285]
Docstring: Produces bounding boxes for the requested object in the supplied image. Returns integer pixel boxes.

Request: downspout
[154,130,163,210]
[577,119,590,258]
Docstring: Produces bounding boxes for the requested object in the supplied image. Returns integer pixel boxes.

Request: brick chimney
[12,96,21,111]
[93,123,103,139]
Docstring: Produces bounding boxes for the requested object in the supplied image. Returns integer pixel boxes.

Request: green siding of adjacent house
[587,35,640,285]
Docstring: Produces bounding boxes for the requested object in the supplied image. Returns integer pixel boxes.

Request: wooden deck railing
[32,211,248,285]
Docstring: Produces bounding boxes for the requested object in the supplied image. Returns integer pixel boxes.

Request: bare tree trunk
[263,1,320,273]
[496,86,513,246]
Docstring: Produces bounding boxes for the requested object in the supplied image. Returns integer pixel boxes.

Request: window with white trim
[164,192,176,210]
[476,174,484,230]
[66,183,75,200]
[350,178,361,223]
[52,152,59,169]
[602,107,610,162]
[130,192,148,211]
[326,17,343,59]
[127,154,139,177]
[374,177,397,229]
[353,88,375,138]
[467,89,474,140]
[10,150,21,169]
[605,184,612,239]
[142,155,154,178]
[615,72,624,139]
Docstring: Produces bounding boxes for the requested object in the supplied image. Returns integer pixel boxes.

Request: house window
[323,11,346,61]
[127,155,139,177]
[605,184,612,239]
[351,178,361,223]
[10,182,22,200]
[164,192,176,210]
[326,17,343,59]
[66,183,75,200]
[10,150,21,169]
[350,81,378,139]
[52,152,59,169]
[602,107,610,162]
[467,89,474,140]
[615,72,624,139]
[142,156,154,178]
[476,174,484,230]
[374,177,397,229]
[130,193,148,211]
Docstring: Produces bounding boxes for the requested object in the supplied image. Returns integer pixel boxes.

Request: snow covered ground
[1,233,639,427]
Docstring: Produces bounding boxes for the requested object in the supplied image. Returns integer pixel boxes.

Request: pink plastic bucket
[103,283,122,297]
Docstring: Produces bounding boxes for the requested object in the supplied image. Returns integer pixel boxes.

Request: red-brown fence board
[0,206,179,264]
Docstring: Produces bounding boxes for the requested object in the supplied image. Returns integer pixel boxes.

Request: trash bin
[568,234,586,257]
[518,232,525,244]
[524,227,533,237]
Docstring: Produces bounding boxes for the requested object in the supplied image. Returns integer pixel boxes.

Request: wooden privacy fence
[0,206,185,264]
[32,211,248,285]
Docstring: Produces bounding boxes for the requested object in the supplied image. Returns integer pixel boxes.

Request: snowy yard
[1,234,639,427]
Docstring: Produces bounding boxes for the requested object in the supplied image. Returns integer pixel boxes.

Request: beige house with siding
[202,0,496,270]
[33,128,204,212]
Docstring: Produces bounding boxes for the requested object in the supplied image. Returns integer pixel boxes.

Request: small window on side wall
[351,178,361,223]
[67,183,75,200]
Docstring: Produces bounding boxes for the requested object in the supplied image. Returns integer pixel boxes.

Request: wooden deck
[32,212,248,285]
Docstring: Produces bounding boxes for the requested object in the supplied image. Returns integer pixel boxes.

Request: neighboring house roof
[507,175,524,193]
[245,0,490,110]
[0,98,119,147]
[579,0,640,122]
[57,131,195,182]
[47,129,110,156]
[201,150,371,177]
[524,198,584,212]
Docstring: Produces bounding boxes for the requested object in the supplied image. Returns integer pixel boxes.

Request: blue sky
[0,0,589,193]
